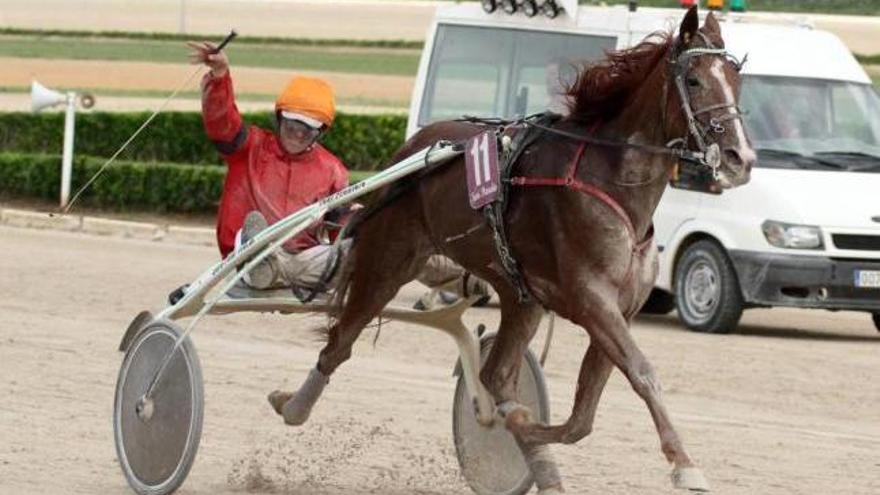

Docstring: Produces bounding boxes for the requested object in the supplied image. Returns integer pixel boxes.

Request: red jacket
[201,71,348,257]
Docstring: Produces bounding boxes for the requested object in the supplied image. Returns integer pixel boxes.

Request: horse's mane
[566,32,674,125]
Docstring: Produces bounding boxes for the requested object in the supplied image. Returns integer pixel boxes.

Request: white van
[407,2,880,333]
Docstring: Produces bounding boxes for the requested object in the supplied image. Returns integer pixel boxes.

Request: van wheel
[674,240,743,333]
[872,312,880,332]
[640,289,675,315]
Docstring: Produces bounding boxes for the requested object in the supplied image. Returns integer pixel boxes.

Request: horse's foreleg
[510,341,614,446]
[571,287,709,491]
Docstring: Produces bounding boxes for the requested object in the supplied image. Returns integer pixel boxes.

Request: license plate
[854,270,880,288]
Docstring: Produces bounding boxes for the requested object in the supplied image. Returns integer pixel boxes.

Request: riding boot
[238,211,276,289]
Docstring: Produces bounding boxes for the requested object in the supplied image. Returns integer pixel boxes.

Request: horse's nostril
[723,149,743,165]
[723,148,755,172]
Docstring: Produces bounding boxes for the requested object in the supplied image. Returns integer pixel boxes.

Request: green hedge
[0,111,407,171]
[0,152,224,212]
[0,152,377,212]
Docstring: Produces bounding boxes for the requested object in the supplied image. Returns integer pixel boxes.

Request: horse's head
[672,7,755,189]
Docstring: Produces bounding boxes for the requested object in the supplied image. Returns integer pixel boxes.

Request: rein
[462,33,745,180]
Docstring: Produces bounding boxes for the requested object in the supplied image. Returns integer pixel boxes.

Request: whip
[53,30,238,216]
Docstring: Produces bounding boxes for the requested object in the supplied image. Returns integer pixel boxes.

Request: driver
[189,40,492,302]
[188,40,352,290]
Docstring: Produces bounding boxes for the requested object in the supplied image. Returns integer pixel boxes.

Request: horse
[269,7,755,492]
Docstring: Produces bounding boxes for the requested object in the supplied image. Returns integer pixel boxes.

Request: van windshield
[741,76,880,170]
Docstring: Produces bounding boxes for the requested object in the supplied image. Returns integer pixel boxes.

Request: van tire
[674,240,743,333]
[872,312,880,332]
[640,289,676,315]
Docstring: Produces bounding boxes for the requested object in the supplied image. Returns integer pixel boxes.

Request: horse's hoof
[267,390,293,416]
[671,466,710,492]
[497,401,534,431]
[281,394,315,426]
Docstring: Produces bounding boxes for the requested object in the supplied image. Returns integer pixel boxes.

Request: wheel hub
[685,261,719,318]
[135,396,154,422]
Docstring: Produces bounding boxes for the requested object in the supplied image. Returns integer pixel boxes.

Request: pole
[60,92,76,209]
[179,0,187,34]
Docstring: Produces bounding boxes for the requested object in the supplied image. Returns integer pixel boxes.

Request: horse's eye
[687,77,701,88]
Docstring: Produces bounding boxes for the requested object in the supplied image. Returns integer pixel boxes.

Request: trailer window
[419,24,615,126]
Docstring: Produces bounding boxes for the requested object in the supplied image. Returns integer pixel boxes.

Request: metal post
[60,93,76,209]
[179,0,187,34]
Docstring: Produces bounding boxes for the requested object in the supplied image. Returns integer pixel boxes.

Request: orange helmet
[275,76,336,128]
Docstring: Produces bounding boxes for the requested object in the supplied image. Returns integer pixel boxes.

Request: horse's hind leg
[479,292,544,404]
[268,210,432,426]
[477,290,564,493]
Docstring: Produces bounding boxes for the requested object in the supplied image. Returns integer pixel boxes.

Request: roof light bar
[482,0,566,19]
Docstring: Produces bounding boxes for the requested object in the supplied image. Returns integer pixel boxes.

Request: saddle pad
[465,131,501,209]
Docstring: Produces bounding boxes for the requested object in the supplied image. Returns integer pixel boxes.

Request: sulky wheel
[114,320,204,495]
[452,334,550,495]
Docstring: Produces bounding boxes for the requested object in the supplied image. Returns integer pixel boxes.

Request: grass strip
[0,28,423,49]
[856,54,880,66]
[0,36,420,76]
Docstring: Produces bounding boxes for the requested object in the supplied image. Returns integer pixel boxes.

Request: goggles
[279,117,321,141]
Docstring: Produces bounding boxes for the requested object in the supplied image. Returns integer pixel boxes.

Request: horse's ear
[704,11,721,36]
[678,6,699,46]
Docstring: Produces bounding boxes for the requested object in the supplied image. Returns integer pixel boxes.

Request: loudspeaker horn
[31,80,67,112]
[80,93,96,109]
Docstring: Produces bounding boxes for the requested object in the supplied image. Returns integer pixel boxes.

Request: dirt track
[0,56,412,113]
[3,1,879,53]
[0,0,440,42]
[1,225,878,494]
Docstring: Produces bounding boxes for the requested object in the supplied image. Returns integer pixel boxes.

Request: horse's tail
[327,237,357,327]
[317,121,476,339]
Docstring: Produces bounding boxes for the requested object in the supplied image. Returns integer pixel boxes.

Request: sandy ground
[1,57,412,113]
[1,225,878,494]
[0,0,441,42]
[1,0,878,53]
[0,92,405,115]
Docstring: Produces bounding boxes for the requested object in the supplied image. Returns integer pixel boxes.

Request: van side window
[419,25,615,126]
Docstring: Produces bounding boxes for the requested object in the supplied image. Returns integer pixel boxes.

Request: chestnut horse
[271,8,754,492]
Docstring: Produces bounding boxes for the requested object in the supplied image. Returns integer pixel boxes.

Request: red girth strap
[509,142,651,251]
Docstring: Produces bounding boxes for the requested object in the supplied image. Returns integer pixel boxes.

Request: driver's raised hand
[187,41,229,77]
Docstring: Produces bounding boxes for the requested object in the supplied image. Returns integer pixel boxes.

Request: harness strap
[509,140,654,305]
[482,118,555,303]
[510,142,638,243]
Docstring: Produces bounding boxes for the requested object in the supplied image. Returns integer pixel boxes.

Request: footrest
[168,284,189,305]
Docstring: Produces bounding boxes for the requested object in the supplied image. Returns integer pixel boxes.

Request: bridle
[668,31,746,178]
